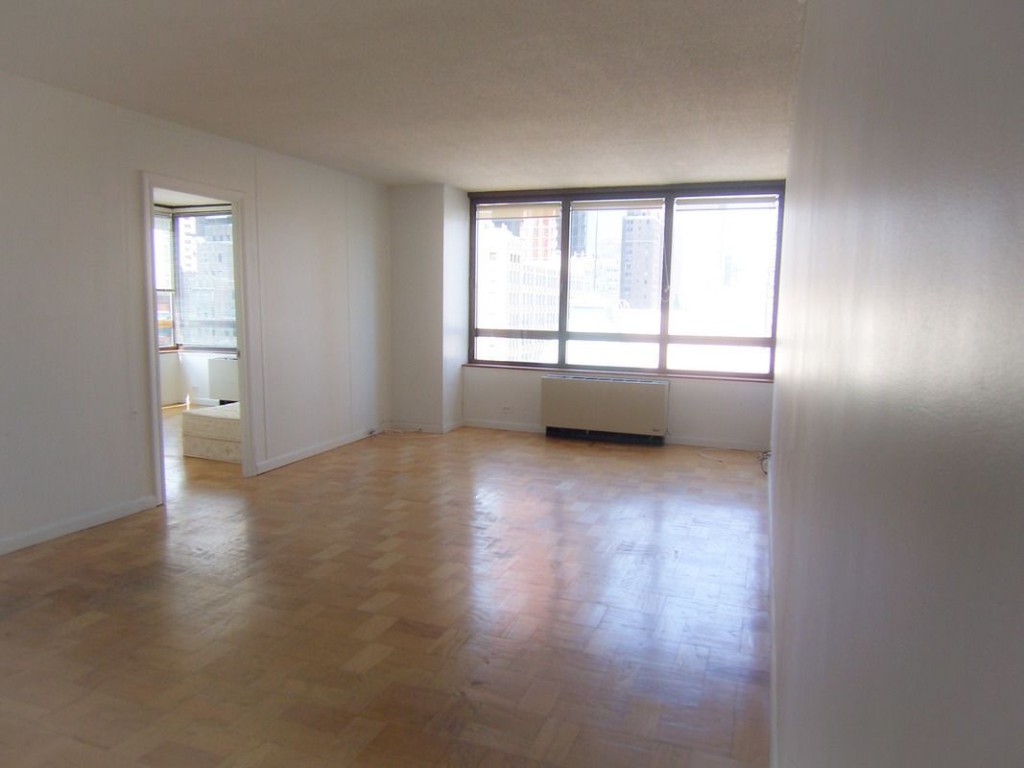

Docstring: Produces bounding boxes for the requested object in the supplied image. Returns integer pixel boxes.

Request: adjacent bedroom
[151,187,243,490]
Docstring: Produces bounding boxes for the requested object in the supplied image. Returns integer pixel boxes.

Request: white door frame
[141,172,258,504]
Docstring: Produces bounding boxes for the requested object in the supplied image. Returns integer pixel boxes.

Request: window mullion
[171,216,181,346]
[658,197,674,371]
[557,198,571,366]
[468,200,478,362]
[768,188,786,378]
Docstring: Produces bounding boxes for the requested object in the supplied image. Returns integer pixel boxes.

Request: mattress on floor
[182,402,241,463]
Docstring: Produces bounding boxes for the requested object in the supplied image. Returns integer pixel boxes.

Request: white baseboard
[463,418,544,434]
[255,429,371,474]
[665,433,769,452]
[0,495,160,556]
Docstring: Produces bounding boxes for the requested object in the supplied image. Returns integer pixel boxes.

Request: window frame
[468,181,785,381]
[153,204,238,354]
[153,209,178,351]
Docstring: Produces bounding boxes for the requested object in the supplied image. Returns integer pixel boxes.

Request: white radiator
[541,376,669,438]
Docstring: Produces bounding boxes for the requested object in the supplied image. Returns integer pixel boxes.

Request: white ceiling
[153,188,228,207]
[0,1,806,191]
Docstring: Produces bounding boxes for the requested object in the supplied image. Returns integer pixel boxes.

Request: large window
[152,206,237,351]
[470,182,783,378]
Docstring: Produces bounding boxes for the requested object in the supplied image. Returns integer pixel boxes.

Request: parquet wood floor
[0,418,770,767]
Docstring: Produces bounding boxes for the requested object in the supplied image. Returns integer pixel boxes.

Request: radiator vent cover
[541,376,669,441]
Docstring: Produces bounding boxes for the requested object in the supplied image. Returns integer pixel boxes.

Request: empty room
[0,2,1021,767]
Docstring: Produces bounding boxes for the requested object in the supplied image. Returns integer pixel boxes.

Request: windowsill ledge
[462,362,773,384]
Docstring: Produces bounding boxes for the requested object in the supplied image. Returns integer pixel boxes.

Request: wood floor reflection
[0,426,770,767]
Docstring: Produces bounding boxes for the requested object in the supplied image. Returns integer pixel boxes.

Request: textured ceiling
[0,1,806,191]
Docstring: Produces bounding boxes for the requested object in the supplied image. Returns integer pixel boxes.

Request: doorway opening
[144,179,251,505]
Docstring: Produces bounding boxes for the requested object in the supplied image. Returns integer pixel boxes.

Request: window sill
[463,362,773,384]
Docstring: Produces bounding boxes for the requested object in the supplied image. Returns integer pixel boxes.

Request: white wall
[390,185,444,431]
[0,70,390,553]
[253,152,389,471]
[772,2,1024,767]
[348,177,392,436]
[177,353,216,406]
[159,352,185,406]
[442,186,470,432]
[464,366,772,450]
[390,183,468,433]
